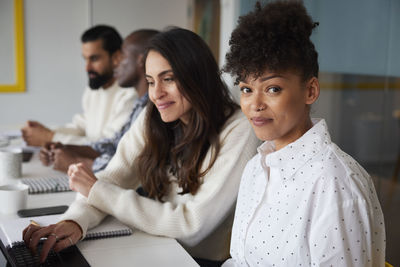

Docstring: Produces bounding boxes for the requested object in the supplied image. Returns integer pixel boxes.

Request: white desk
[0,152,199,267]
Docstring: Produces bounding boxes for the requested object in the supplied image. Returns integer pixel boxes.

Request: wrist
[47,130,55,142]
[87,179,97,197]
[60,219,83,240]
[78,157,94,170]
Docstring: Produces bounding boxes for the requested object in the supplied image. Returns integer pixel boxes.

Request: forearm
[65,145,100,159]
[52,132,89,145]
[87,180,211,240]
[60,194,107,238]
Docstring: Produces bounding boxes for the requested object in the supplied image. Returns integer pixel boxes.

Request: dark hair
[81,25,122,55]
[224,1,319,84]
[127,29,160,53]
[136,27,238,200]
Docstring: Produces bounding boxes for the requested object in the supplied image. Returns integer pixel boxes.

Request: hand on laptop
[22,220,83,263]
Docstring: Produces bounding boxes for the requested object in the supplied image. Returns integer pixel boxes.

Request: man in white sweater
[38,29,159,173]
[21,25,136,146]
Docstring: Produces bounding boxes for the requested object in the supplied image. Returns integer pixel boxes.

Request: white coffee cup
[0,183,29,214]
[0,148,22,184]
[0,135,9,147]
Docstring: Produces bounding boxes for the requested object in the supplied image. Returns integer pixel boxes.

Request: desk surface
[0,151,199,267]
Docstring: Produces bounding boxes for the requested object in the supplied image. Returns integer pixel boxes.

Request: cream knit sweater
[52,82,136,145]
[61,109,260,261]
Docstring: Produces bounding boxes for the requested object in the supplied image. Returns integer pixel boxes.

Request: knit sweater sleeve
[60,109,147,237]
[62,110,259,245]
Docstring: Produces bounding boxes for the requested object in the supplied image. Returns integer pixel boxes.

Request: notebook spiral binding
[21,176,71,194]
[9,228,133,248]
[83,228,133,241]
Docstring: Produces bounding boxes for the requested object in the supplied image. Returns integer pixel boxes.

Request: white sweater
[61,109,260,260]
[52,82,136,145]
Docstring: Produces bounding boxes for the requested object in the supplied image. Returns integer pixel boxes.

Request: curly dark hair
[224,0,319,84]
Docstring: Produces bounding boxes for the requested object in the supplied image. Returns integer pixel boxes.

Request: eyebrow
[259,74,285,82]
[146,69,173,79]
[239,74,285,84]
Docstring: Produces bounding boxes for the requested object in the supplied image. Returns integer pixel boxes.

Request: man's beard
[88,70,113,90]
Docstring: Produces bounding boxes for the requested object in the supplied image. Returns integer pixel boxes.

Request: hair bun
[224,0,319,83]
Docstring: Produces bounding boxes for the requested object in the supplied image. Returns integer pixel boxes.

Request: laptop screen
[0,237,15,267]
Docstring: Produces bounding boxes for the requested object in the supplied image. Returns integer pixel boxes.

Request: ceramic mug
[0,183,29,214]
[0,148,22,185]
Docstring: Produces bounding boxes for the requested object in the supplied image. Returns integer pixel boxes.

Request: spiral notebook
[21,176,72,194]
[0,215,133,249]
[83,216,133,241]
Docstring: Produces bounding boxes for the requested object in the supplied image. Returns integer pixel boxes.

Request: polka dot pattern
[224,119,385,267]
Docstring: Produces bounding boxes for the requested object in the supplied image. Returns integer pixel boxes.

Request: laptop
[0,236,90,267]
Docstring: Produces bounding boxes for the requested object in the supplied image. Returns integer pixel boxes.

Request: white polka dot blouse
[223,119,385,267]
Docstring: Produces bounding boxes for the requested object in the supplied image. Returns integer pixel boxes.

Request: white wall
[0,0,88,127]
[92,0,192,37]
[0,0,191,127]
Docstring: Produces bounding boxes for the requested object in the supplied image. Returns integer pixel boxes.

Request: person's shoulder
[314,143,374,201]
[219,109,256,141]
[228,108,247,122]
[325,143,369,179]
[222,109,249,131]
[113,85,137,98]
[129,106,147,132]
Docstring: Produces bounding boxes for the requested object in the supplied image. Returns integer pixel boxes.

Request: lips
[88,72,98,79]
[156,101,174,110]
[251,117,273,126]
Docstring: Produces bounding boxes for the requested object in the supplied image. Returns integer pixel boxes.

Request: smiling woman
[22,27,259,266]
[0,0,25,93]
[145,50,192,124]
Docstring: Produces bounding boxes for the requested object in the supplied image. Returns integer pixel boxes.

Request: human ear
[304,77,320,105]
[136,54,145,68]
[111,50,122,68]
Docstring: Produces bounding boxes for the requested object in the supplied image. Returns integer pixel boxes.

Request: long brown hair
[136,28,238,200]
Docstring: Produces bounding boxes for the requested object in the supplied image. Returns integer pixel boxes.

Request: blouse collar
[257,119,331,181]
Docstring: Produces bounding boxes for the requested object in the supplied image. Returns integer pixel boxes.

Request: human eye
[240,87,252,94]
[163,76,174,83]
[267,86,282,94]
[146,79,154,86]
[90,55,99,62]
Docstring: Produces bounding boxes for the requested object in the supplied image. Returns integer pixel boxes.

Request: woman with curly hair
[222,1,385,266]
[23,28,259,266]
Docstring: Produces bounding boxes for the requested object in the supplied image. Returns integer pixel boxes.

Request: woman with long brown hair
[23,27,259,266]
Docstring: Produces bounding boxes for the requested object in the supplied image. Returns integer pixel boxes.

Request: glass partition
[238,0,400,264]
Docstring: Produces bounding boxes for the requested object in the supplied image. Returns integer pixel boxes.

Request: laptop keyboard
[8,241,63,267]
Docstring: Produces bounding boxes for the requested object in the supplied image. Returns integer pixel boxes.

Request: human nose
[85,61,92,72]
[151,81,166,100]
[251,93,267,112]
